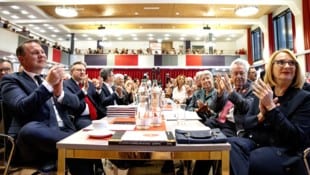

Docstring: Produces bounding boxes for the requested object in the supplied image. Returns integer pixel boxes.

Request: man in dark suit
[0,39,95,175]
[64,61,103,129]
[96,68,125,117]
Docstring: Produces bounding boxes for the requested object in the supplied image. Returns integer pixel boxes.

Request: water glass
[177,104,186,125]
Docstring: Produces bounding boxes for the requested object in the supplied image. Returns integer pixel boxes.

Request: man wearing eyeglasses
[0,58,13,80]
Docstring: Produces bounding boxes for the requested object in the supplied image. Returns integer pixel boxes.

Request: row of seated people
[0,39,310,175]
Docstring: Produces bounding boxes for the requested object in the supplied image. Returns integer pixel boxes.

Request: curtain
[303,0,310,72]
[268,13,275,56]
[247,28,253,65]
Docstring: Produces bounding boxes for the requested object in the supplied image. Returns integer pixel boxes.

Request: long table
[56,120,231,175]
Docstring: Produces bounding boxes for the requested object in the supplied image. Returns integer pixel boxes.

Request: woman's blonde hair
[264,49,304,89]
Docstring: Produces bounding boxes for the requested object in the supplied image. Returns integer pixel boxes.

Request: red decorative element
[79,83,97,120]
[186,55,202,66]
[115,55,138,66]
[247,28,253,65]
[217,100,234,123]
[52,48,61,63]
[303,0,310,72]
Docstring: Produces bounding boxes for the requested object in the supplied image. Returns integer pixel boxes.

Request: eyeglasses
[273,60,297,67]
[74,68,86,72]
[0,68,12,72]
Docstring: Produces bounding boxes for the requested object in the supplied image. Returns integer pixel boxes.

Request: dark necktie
[34,75,43,85]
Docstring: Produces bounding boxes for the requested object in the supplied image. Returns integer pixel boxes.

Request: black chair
[0,100,57,175]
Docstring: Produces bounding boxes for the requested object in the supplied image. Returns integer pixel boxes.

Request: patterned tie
[79,83,97,120]
[217,100,234,123]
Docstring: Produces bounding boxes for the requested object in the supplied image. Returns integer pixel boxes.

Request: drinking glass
[177,104,186,125]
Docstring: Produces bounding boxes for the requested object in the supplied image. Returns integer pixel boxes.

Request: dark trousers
[16,121,99,175]
[228,137,307,175]
[204,117,236,137]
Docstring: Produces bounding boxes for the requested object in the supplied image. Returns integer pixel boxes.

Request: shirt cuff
[42,80,53,93]
[56,90,65,103]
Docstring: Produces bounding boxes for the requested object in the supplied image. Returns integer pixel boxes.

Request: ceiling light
[235,6,259,17]
[55,6,78,17]
[143,7,160,10]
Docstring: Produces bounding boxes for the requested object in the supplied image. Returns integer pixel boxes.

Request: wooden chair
[303,148,310,175]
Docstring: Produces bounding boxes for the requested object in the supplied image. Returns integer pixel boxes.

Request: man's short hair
[0,58,13,69]
[100,68,112,81]
[16,39,41,57]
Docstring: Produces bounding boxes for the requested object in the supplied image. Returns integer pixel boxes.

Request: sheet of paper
[163,111,200,120]
[121,131,168,141]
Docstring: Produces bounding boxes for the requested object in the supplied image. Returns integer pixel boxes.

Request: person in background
[172,74,187,104]
[96,68,125,117]
[0,58,13,80]
[187,70,217,122]
[193,59,255,175]
[1,39,95,175]
[64,61,101,129]
[229,49,310,175]
[193,71,203,90]
[248,66,257,81]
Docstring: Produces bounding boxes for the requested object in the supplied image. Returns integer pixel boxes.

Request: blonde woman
[172,75,187,104]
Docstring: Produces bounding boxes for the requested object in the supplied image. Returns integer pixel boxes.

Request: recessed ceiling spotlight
[10,6,20,10]
[28,15,36,19]
[21,10,29,14]
[175,12,180,16]
[134,12,139,16]
[2,11,10,15]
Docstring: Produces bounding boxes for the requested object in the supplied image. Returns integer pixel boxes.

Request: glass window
[273,9,293,50]
[251,27,263,62]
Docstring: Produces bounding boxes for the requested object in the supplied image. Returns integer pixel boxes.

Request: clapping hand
[215,74,233,97]
[46,65,65,86]
[81,74,89,91]
[252,79,277,112]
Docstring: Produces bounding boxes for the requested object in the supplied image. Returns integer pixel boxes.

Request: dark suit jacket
[244,87,310,152]
[214,80,255,132]
[97,83,125,117]
[0,72,79,136]
[64,78,104,119]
